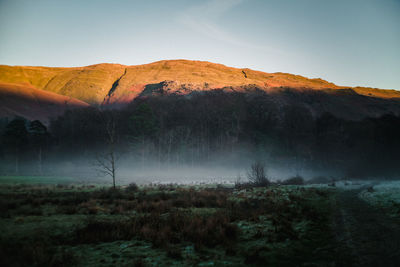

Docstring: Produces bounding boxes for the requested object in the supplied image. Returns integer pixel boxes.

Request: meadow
[0,176,355,267]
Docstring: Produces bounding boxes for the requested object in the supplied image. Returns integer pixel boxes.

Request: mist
[2,90,400,185]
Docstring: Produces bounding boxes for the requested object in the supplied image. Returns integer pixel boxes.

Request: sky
[0,0,399,89]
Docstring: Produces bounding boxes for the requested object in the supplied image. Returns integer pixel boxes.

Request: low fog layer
[1,91,400,184]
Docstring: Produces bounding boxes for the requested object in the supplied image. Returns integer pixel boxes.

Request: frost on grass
[359,181,400,218]
[0,183,351,266]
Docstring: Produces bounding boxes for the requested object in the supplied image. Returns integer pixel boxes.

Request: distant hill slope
[0,59,399,120]
[0,82,89,122]
[0,64,126,104]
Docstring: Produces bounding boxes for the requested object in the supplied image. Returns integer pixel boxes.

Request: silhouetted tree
[247,162,270,186]
[3,118,28,173]
[128,103,158,168]
[95,111,118,188]
[45,90,400,178]
[29,120,49,174]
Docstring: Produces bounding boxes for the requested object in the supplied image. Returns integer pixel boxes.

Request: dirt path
[334,188,400,267]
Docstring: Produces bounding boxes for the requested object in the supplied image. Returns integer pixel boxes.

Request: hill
[0,82,89,122]
[1,59,400,120]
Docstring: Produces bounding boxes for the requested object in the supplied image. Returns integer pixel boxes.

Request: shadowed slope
[0,82,89,122]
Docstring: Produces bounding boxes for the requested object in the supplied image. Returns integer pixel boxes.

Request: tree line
[1,90,400,178]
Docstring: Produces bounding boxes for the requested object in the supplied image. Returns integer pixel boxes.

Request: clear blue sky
[0,0,399,89]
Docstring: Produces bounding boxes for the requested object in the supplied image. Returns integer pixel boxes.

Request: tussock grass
[0,183,345,266]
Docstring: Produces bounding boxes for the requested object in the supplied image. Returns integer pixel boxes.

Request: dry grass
[5,59,397,108]
[72,211,238,249]
[0,184,343,266]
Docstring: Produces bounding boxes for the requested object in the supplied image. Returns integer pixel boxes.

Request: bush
[282,176,304,185]
[247,162,270,187]
[95,187,123,201]
[166,246,182,259]
[72,211,239,249]
[0,237,77,267]
[125,183,139,192]
[56,205,78,215]
[307,176,330,184]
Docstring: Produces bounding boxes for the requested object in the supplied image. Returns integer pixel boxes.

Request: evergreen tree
[3,118,28,173]
[29,120,49,174]
[128,104,158,168]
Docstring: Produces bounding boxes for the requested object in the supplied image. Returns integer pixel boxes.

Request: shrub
[17,205,43,216]
[78,199,102,214]
[56,205,78,215]
[282,176,304,185]
[125,183,139,192]
[72,211,239,249]
[95,187,124,202]
[247,162,270,187]
[244,246,269,265]
[307,176,330,184]
[0,237,76,267]
[166,246,182,259]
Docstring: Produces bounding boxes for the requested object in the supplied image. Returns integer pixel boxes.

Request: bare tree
[29,120,48,175]
[96,150,117,188]
[247,161,270,187]
[3,118,28,174]
[95,111,118,189]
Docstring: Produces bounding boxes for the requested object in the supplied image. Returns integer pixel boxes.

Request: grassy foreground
[0,182,352,266]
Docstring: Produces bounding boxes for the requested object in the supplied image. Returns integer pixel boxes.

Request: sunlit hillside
[1,60,399,107]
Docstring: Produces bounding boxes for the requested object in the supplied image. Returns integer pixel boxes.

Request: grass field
[359,181,400,218]
[0,175,111,186]
[0,175,79,185]
[0,176,357,267]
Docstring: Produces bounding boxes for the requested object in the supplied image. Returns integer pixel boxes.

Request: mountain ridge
[1,59,400,121]
[1,60,399,101]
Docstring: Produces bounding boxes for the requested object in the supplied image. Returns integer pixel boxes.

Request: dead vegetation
[0,183,345,266]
